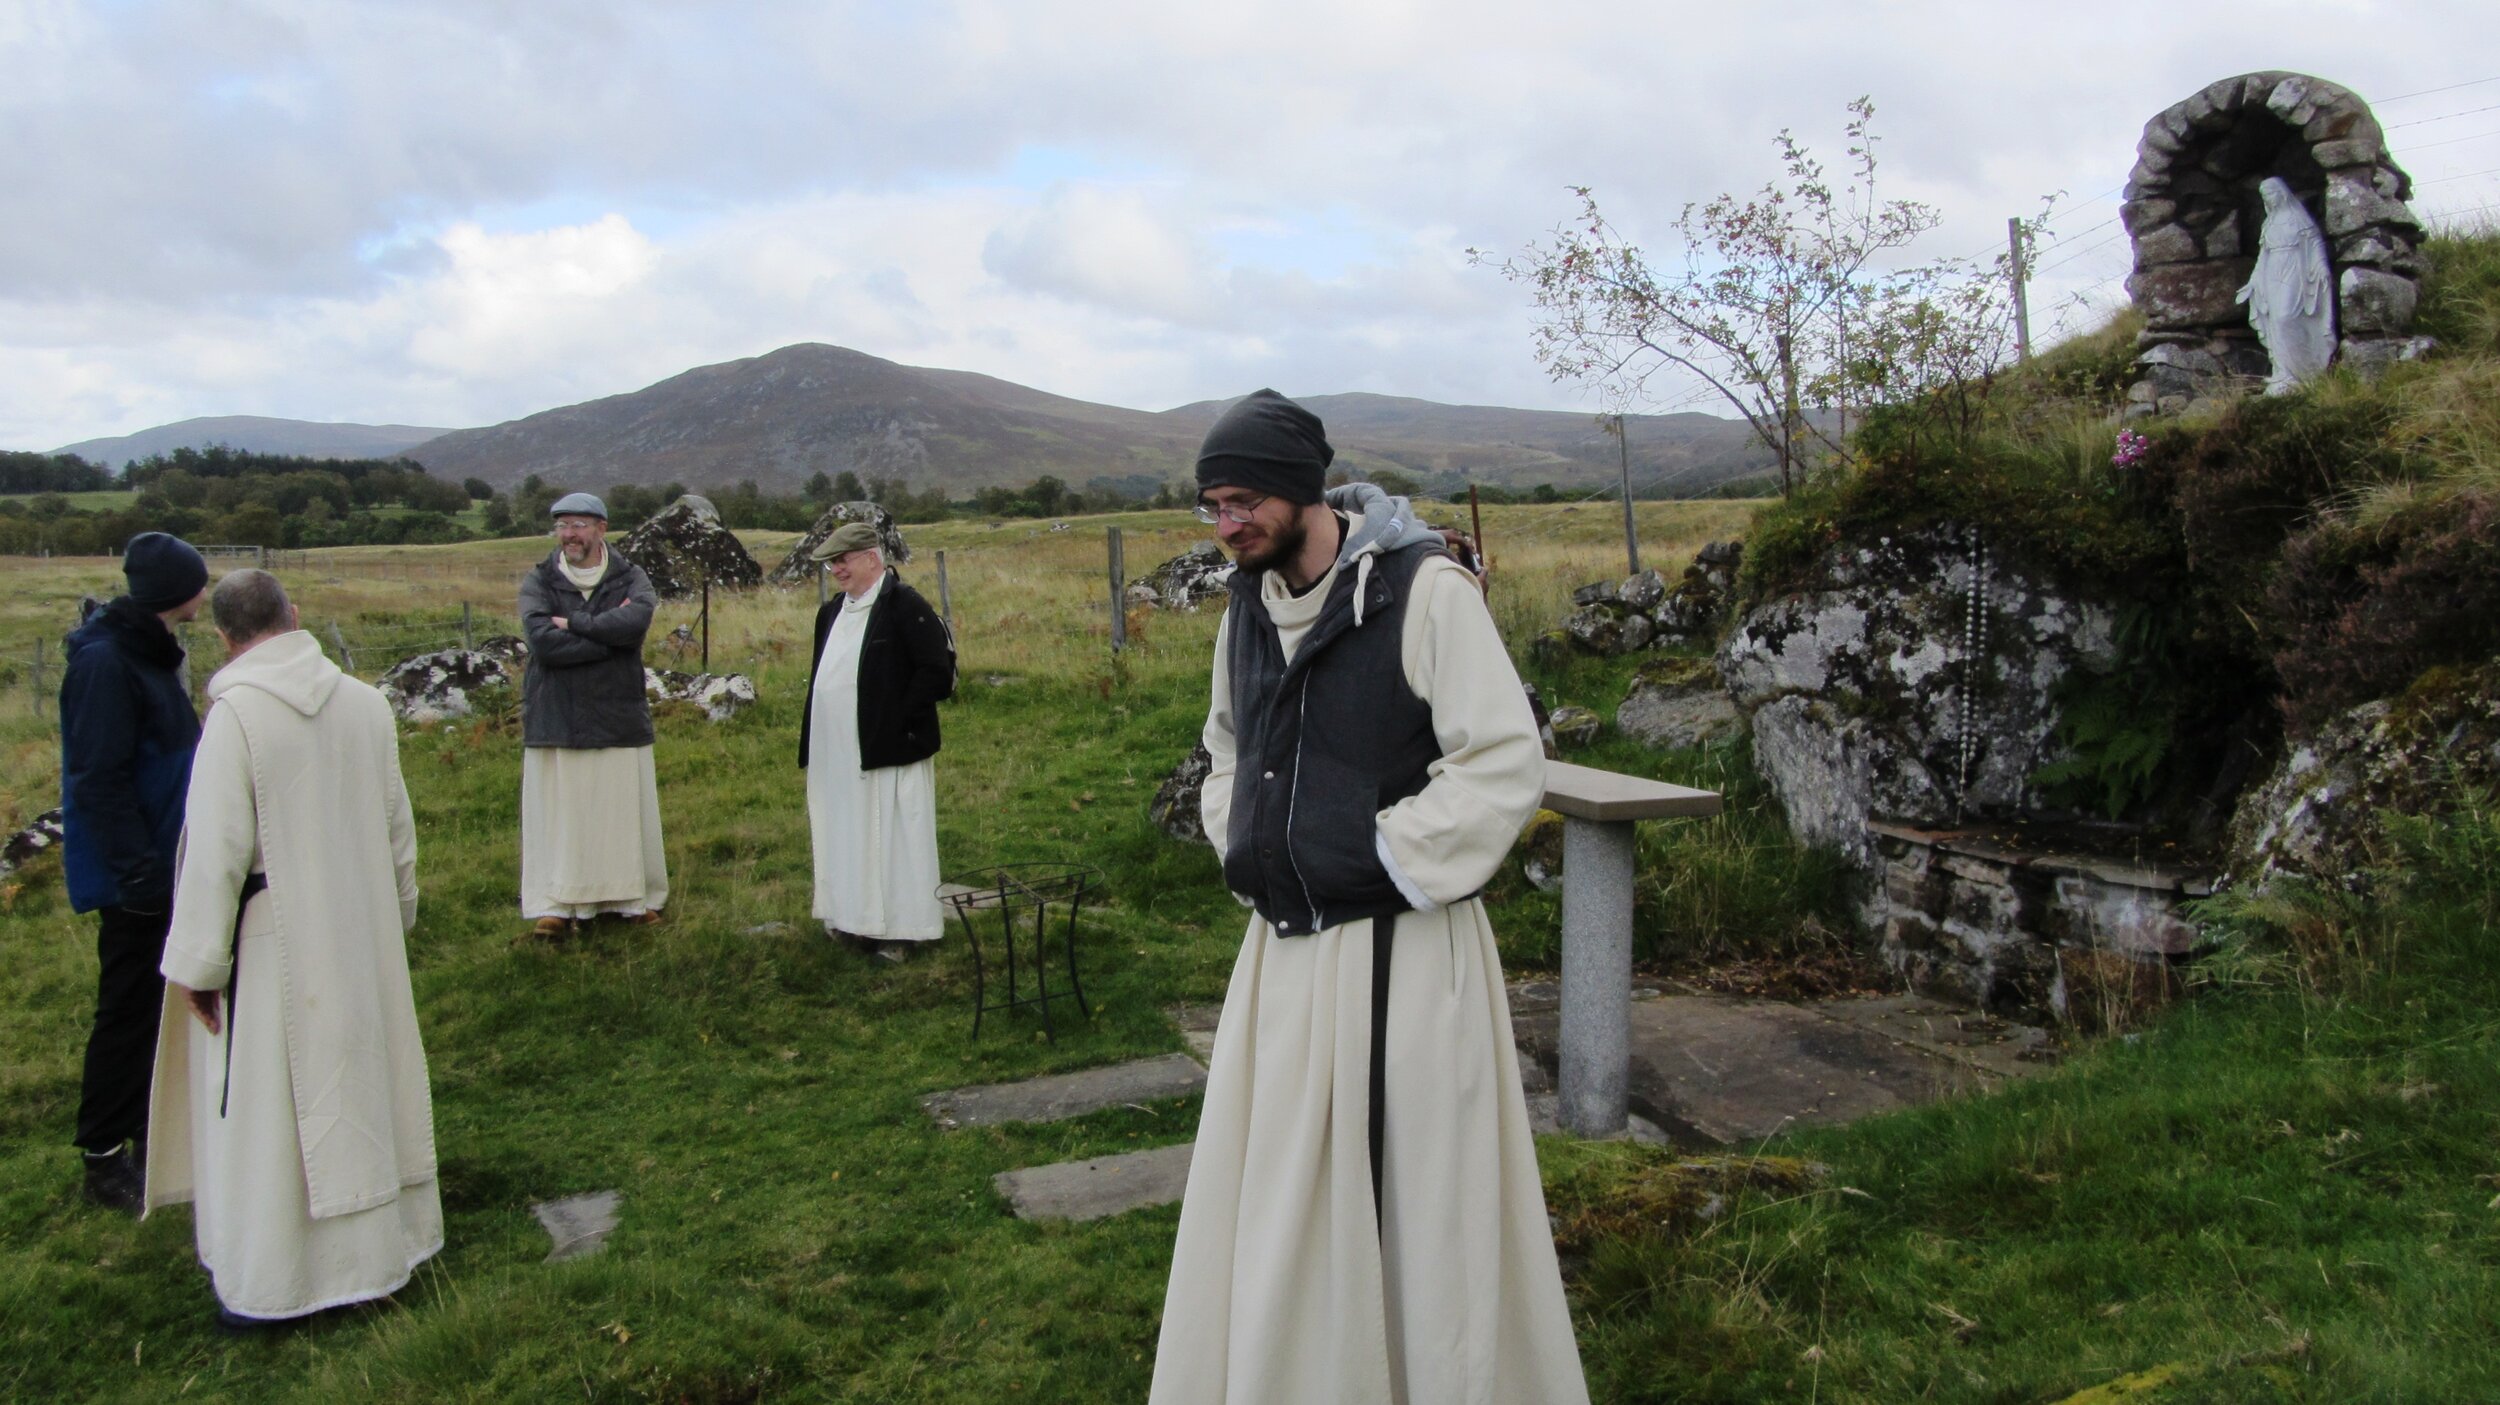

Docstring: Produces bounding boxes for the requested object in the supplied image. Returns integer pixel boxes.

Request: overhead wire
[2389,101,2500,131]
[2395,126,2500,154]
[2376,75,2500,105]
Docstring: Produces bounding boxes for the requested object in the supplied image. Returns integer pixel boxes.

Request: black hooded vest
[1221,540,1446,936]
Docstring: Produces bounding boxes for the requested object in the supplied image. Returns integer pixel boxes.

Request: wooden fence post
[1107,527,1127,654]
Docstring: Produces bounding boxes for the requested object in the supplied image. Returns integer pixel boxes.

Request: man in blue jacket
[59,531,208,1213]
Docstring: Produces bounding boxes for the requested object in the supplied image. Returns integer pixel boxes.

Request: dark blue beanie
[123,532,209,612]
[1194,389,1333,506]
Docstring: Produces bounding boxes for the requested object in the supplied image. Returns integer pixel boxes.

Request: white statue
[2236,176,2335,394]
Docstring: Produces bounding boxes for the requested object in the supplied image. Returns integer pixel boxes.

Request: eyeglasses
[1194,494,1271,525]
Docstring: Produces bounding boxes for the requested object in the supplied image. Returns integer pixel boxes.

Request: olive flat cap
[809,521,883,560]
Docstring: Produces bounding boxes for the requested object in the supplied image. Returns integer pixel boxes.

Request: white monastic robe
[1151,530,1591,1404]
[520,550,669,919]
[144,630,441,1321]
[806,571,944,941]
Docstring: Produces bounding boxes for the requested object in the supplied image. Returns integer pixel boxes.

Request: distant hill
[406,343,1776,497]
[52,416,458,469]
[1161,392,1775,496]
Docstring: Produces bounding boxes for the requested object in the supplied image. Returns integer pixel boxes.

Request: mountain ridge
[52,415,455,467]
[44,344,1777,496]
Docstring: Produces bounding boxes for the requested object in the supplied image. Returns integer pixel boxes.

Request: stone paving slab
[1811,993,2058,1081]
[923,1052,1206,1129]
[994,1143,1195,1222]
[1514,990,2052,1148]
[531,1189,622,1263]
[1166,1003,1222,1061]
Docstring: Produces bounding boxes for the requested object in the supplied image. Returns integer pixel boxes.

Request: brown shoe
[619,909,666,927]
[526,916,574,942]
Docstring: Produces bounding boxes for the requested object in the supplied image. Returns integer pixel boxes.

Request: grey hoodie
[1320,481,1449,628]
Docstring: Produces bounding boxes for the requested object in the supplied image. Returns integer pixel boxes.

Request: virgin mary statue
[2237,176,2335,394]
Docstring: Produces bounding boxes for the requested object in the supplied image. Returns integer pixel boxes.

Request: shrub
[2266,489,2500,733]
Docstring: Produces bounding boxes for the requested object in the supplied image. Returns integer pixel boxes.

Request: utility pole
[1613,414,1639,575]
[2008,216,2033,363]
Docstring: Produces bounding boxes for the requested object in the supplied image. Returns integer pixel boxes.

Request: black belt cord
[219,873,269,1119]
[1368,909,1396,1238]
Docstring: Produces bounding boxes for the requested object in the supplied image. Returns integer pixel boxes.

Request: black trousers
[75,904,171,1153]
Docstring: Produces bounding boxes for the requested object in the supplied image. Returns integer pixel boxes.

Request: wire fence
[0,537,850,721]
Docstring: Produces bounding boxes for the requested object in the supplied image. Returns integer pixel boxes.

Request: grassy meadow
[3,500,2495,1402]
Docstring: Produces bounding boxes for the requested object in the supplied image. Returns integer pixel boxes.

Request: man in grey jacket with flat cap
[515,493,669,939]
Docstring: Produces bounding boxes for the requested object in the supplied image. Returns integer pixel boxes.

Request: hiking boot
[81,1146,143,1216]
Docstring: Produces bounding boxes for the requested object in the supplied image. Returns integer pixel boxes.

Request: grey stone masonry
[1868,820,2212,1030]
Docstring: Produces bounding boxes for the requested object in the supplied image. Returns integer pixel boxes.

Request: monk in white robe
[1152,393,1589,1403]
[798,521,955,957]
[145,569,440,1328]
[517,492,669,938]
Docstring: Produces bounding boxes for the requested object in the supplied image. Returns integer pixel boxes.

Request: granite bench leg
[1557,814,1636,1137]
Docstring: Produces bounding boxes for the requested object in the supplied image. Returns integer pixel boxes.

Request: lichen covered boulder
[771,502,910,584]
[1719,527,2119,873]
[2,809,65,880]
[1617,656,1742,751]
[1548,705,1603,748]
[1130,543,1234,611]
[1151,742,1214,843]
[615,495,762,599]
[644,668,758,722]
[380,647,519,724]
[2226,661,2500,888]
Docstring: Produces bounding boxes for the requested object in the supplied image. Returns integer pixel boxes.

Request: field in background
[0,500,1782,1403]
[5,497,2497,1400]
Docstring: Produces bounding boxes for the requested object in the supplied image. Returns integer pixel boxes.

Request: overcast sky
[4,1,2496,451]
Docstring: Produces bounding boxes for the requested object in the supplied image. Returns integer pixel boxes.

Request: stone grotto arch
[2123,71,2431,413]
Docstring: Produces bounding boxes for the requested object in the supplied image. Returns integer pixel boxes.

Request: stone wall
[1870,821,2206,1029]
[2125,71,2429,412]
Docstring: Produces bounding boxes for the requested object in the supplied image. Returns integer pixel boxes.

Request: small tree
[1478,98,2041,495]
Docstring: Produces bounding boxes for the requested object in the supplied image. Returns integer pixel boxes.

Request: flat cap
[549,492,608,520]
[809,521,883,560]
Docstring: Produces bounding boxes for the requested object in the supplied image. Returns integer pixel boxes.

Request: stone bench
[1540,760,1722,1137]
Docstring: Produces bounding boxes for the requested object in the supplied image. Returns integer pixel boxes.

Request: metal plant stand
[943,864,1100,1041]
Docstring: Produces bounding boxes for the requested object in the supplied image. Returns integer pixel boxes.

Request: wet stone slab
[994,1143,1196,1222]
[922,1053,1207,1129]
[1513,991,2054,1148]
[532,1190,622,1263]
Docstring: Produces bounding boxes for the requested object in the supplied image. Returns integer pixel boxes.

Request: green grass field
[2,505,2495,1402]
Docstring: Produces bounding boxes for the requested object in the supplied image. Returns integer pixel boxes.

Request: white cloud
[3,0,2496,448]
